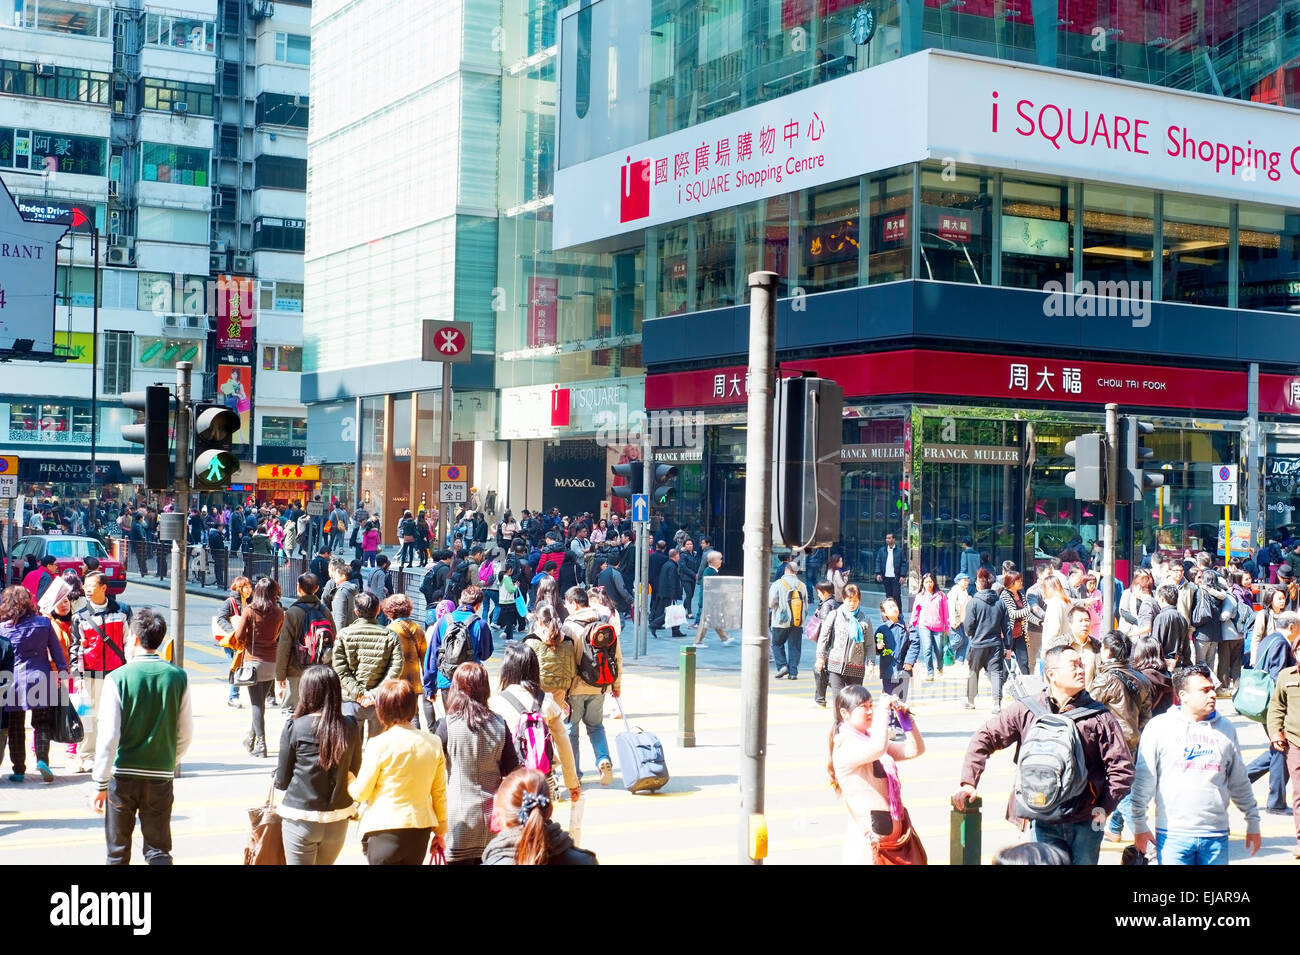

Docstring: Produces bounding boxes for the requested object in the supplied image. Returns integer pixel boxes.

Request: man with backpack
[953,645,1134,865]
[420,549,453,609]
[1190,565,1230,677]
[768,561,808,680]
[327,557,360,632]
[563,586,621,786]
[365,555,394,616]
[1132,664,1260,865]
[444,545,482,606]
[276,572,335,713]
[423,584,494,708]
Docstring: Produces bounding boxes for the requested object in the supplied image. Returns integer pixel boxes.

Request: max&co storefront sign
[647,349,1254,414]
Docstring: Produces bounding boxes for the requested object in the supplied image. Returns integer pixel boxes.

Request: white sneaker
[598,760,614,786]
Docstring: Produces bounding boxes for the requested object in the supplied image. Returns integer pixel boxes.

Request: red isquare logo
[619,156,651,223]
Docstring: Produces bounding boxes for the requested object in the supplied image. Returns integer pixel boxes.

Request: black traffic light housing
[773,375,843,548]
[1064,432,1105,502]
[192,402,241,490]
[121,385,171,490]
[651,462,678,506]
[611,459,643,501]
[1119,416,1164,503]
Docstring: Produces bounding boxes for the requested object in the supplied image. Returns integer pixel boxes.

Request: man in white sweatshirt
[1131,663,1261,865]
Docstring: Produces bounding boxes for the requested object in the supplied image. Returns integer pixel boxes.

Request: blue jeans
[223,647,239,701]
[567,692,610,776]
[771,627,802,677]
[1033,819,1105,865]
[948,623,968,664]
[1246,747,1289,810]
[1156,831,1229,866]
[482,589,498,627]
[917,626,946,674]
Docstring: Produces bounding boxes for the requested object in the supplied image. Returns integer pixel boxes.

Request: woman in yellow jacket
[348,678,448,865]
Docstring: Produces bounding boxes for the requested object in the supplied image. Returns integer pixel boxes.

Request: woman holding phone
[827,684,927,865]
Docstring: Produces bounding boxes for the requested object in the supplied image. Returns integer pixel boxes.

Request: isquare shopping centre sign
[0,177,69,353]
[555,48,1300,250]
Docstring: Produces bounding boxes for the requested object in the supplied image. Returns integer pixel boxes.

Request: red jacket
[75,597,132,675]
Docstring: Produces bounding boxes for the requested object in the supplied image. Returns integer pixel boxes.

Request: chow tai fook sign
[555,48,1300,250]
[646,350,1250,414]
[1259,374,1300,416]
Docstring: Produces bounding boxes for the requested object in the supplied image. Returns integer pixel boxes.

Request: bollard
[949,795,983,865]
[679,644,696,747]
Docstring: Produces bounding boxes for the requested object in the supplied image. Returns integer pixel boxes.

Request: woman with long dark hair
[275,666,363,865]
[481,768,597,865]
[0,585,68,782]
[349,678,448,865]
[231,576,285,756]
[435,662,519,865]
[489,642,580,801]
[217,575,252,709]
[998,571,1035,677]
[909,572,949,681]
[828,683,926,865]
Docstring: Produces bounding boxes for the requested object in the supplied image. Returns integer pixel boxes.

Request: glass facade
[559,0,1300,170]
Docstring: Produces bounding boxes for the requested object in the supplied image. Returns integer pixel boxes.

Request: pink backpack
[479,560,495,586]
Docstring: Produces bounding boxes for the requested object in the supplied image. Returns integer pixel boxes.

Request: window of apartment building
[0,61,109,105]
[0,127,107,176]
[1001,175,1072,292]
[255,92,309,128]
[262,345,302,372]
[221,62,240,97]
[137,207,209,243]
[694,209,738,310]
[55,266,97,307]
[16,0,111,37]
[867,166,913,284]
[140,143,210,186]
[1162,195,1230,308]
[262,415,307,445]
[259,281,304,311]
[1081,184,1154,291]
[274,32,310,65]
[798,177,863,293]
[9,402,94,443]
[142,78,215,116]
[918,165,991,286]
[100,269,137,310]
[143,13,215,52]
[1238,203,1300,314]
[137,272,209,313]
[254,154,306,190]
[101,331,133,397]
[253,217,305,252]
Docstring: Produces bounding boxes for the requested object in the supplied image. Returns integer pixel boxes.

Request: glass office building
[555,0,1300,586]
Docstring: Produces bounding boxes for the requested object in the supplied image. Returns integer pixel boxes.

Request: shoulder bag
[243,771,285,865]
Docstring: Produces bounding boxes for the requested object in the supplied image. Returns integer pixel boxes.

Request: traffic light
[651,461,678,506]
[1119,416,1164,503]
[121,385,171,489]
[773,375,843,547]
[611,459,643,501]
[1064,432,1105,502]
[192,402,241,490]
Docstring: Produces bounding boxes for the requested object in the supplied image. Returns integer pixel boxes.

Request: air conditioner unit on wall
[231,254,252,273]
[209,252,227,272]
[35,63,54,76]
[172,101,189,114]
[106,246,136,266]
[185,314,204,329]
[163,314,179,328]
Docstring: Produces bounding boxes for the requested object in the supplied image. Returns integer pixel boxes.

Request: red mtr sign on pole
[421,320,473,363]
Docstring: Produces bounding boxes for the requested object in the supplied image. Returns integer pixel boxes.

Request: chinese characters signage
[1259,374,1300,416]
[255,464,319,481]
[647,350,1249,414]
[0,128,107,178]
[529,277,558,348]
[214,275,254,351]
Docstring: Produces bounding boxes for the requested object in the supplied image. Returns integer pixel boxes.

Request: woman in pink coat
[828,684,927,865]
[908,573,949,681]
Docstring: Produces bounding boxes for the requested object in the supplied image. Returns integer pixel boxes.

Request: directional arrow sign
[631,493,649,523]
[421,320,473,364]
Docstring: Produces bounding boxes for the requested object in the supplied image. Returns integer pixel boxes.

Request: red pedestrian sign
[421,320,473,364]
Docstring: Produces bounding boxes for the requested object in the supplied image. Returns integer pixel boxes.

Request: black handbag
[232,662,259,686]
[50,702,85,745]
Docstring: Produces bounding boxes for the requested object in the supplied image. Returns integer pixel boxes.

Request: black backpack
[1013,697,1106,823]
[1191,586,1220,628]
[574,617,620,688]
[445,560,471,603]
[436,616,477,680]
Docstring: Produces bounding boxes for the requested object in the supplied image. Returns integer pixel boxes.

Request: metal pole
[438,362,452,548]
[639,436,652,657]
[740,270,777,866]
[90,227,99,507]
[171,361,192,669]
[633,513,644,660]
[1246,364,1262,551]
[1102,403,1118,633]
[679,644,696,747]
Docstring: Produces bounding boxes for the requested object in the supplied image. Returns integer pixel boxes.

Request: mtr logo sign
[619,156,651,223]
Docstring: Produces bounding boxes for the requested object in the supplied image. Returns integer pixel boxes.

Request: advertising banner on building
[215,275,255,351]
[556,48,1300,249]
[528,277,558,347]
[0,178,68,352]
[1260,374,1300,416]
[647,349,1249,414]
[217,363,253,444]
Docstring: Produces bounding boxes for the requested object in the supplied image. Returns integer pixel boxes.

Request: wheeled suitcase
[612,697,669,794]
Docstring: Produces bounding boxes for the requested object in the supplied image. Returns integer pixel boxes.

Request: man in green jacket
[91,607,193,865]
[333,591,402,740]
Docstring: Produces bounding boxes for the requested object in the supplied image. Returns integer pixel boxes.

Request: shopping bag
[664,603,687,629]
[50,702,85,745]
